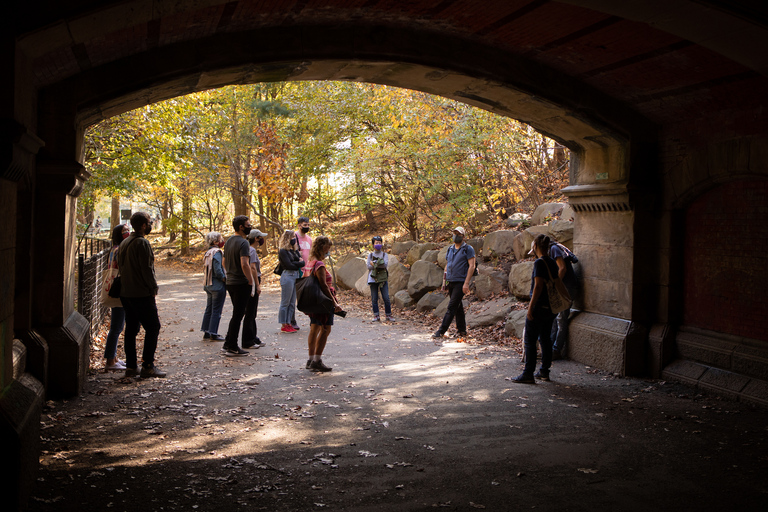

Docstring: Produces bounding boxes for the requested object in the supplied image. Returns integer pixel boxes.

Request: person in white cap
[222,215,256,356]
[433,226,476,339]
[244,227,268,349]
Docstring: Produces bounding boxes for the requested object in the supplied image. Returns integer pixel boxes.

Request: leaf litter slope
[30,264,768,511]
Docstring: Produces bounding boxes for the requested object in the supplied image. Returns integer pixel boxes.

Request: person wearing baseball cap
[433,226,476,340]
[244,227,268,349]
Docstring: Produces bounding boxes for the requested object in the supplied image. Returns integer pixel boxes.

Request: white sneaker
[106,359,127,371]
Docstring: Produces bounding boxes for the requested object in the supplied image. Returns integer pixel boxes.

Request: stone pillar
[1,38,46,512]
[562,143,650,376]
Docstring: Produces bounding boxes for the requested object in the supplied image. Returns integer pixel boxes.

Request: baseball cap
[247,228,268,239]
[453,226,466,236]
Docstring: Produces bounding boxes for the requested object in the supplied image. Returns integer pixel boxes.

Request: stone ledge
[662,359,768,408]
[675,326,768,381]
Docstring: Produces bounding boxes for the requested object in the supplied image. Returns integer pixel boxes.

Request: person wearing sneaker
[277,229,304,333]
[221,215,256,357]
[513,234,559,384]
[433,227,475,340]
[101,223,130,371]
[200,232,227,342]
[293,216,313,330]
[366,235,393,323]
[118,212,166,378]
[304,236,343,372]
[243,228,267,349]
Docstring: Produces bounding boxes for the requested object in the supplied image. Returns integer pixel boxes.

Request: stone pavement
[27,266,768,511]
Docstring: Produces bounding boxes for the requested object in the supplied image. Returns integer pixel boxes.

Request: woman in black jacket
[277,229,304,333]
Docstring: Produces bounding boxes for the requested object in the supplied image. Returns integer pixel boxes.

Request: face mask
[452,234,463,243]
[145,223,152,235]
[301,227,310,234]
[243,225,252,235]
[374,244,383,251]
[122,231,130,239]
[290,239,296,246]
[217,241,224,248]
[258,238,265,246]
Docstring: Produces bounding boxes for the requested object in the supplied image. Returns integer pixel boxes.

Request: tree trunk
[180,183,190,256]
[111,195,120,229]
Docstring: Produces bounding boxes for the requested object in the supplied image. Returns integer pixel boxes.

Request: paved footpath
[28,266,768,511]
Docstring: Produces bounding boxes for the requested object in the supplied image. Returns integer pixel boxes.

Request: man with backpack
[433,227,476,340]
[548,240,579,359]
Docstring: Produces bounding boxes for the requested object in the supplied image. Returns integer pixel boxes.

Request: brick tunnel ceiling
[18,0,768,133]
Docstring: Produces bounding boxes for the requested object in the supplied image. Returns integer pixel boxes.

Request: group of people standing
[101,213,578,383]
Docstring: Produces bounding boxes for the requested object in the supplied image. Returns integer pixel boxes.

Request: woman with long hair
[201,232,226,341]
[303,236,342,372]
[513,234,559,384]
[277,229,304,333]
[102,223,130,370]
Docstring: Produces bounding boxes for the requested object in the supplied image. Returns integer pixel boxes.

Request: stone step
[662,359,768,408]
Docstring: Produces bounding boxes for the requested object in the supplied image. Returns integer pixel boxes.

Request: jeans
[225,283,258,348]
[369,281,392,316]
[551,284,578,352]
[104,306,125,359]
[523,311,557,376]
[279,270,300,324]
[120,296,161,369]
[437,281,466,334]
[201,285,226,335]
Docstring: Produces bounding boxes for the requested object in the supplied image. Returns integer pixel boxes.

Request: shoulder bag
[543,260,571,314]
[295,261,335,315]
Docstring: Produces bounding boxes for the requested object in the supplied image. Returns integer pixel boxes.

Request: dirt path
[29,265,768,511]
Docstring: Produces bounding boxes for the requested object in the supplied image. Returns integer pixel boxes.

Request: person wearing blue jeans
[118,212,165,378]
[103,223,130,371]
[513,234,559,384]
[367,236,393,322]
[277,229,305,332]
[548,242,579,359]
[201,232,227,341]
[433,227,476,339]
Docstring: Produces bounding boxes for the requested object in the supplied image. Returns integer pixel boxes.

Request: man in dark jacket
[118,212,165,378]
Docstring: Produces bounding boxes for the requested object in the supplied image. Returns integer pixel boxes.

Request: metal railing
[75,237,112,335]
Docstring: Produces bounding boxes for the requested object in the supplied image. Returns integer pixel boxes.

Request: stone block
[573,211,634,246]
[698,367,750,399]
[568,312,632,375]
[437,244,450,268]
[740,378,768,407]
[505,212,530,227]
[354,273,371,298]
[732,343,768,381]
[521,226,551,256]
[675,329,737,370]
[422,249,439,263]
[560,204,575,222]
[467,298,515,328]
[406,243,440,265]
[474,273,506,300]
[579,277,632,319]
[387,259,411,297]
[548,219,573,243]
[575,244,633,283]
[661,359,708,386]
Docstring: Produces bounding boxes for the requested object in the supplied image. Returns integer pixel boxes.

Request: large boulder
[437,244,450,269]
[354,273,372,298]
[394,290,415,309]
[406,243,440,265]
[508,261,535,300]
[392,240,417,255]
[474,269,508,300]
[416,291,446,312]
[467,237,484,257]
[467,297,516,328]
[335,257,368,290]
[560,204,575,222]
[549,219,574,243]
[407,260,444,300]
[422,249,440,263]
[531,202,565,225]
[483,230,518,260]
[512,233,527,261]
[433,295,469,319]
[387,259,411,296]
[504,309,527,338]
[522,225,551,256]
[505,212,531,227]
